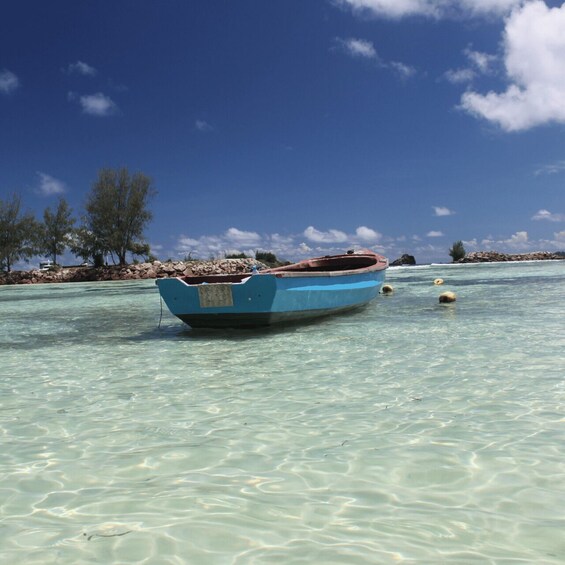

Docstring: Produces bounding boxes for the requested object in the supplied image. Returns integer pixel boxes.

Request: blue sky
[1,0,564,264]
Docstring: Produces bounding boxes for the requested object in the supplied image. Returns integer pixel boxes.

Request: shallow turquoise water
[1,261,564,564]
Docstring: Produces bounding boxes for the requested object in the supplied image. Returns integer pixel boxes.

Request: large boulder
[390,254,416,266]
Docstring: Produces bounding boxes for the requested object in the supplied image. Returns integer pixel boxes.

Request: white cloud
[175,228,262,259]
[195,119,213,132]
[390,61,416,78]
[337,0,437,19]
[304,226,348,243]
[0,69,19,94]
[335,37,416,79]
[225,227,261,247]
[464,47,497,74]
[464,0,524,17]
[461,2,565,131]
[433,206,455,216]
[76,92,118,116]
[535,160,565,175]
[172,224,387,261]
[355,226,382,242]
[337,0,522,20]
[167,222,563,265]
[67,61,97,76]
[444,46,497,84]
[532,209,565,222]
[507,230,528,246]
[444,68,477,84]
[337,37,378,59]
[37,172,66,196]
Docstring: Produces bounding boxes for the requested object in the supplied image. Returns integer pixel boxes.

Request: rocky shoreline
[456,251,563,263]
[0,258,265,286]
[1,251,563,285]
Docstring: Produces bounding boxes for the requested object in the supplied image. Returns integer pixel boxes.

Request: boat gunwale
[167,251,388,286]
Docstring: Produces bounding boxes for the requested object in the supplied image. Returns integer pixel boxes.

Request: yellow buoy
[381,284,394,295]
[434,278,444,285]
[439,291,456,303]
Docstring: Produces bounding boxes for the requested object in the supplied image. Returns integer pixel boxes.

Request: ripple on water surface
[0,262,564,564]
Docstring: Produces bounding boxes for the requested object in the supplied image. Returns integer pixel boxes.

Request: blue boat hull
[156,258,387,328]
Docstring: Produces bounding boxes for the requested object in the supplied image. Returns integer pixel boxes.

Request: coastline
[0,258,264,286]
[456,251,563,263]
[1,251,563,285]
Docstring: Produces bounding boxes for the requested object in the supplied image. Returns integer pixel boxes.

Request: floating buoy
[381,284,394,295]
[439,291,456,303]
[434,278,444,285]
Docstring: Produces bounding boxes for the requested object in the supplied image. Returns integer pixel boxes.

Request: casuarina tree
[0,194,38,272]
[83,167,156,266]
[40,198,75,265]
[449,240,466,262]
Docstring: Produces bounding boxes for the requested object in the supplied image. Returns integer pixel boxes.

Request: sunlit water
[1,261,564,564]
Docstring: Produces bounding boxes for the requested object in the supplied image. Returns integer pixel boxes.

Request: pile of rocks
[0,258,266,286]
[457,251,563,263]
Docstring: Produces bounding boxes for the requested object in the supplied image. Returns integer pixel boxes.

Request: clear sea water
[1,261,564,564]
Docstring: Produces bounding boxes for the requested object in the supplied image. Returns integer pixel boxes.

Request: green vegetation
[225,252,249,259]
[80,168,156,266]
[255,250,288,267]
[39,198,75,266]
[449,240,466,262]
[1,167,156,272]
[0,194,38,272]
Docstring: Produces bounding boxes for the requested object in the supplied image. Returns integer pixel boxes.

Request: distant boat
[156,249,388,328]
[39,260,54,271]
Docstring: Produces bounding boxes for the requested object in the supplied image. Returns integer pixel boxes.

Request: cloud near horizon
[532,209,565,222]
[170,223,564,264]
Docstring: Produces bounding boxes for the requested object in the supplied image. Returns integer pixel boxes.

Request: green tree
[68,225,105,267]
[255,250,278,266]
[449,240,466,262]
[40,198,75,265]
[0,194,38,272]
[84,167,156,266]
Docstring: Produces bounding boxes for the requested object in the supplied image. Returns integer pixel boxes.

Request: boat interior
[267,253,378,273]
[179,253,381,285]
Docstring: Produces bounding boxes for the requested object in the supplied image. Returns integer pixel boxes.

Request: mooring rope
[158,295,164,329]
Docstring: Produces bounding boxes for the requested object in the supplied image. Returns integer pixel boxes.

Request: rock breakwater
[457,251,563,263]
[0,258,266,286]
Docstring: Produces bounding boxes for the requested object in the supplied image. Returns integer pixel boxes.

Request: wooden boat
[155,249,388,328]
